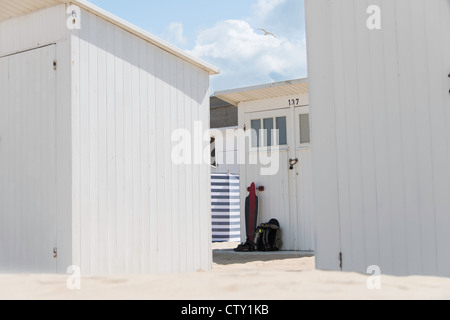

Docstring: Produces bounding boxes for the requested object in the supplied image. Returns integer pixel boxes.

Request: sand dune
[1,242,450,300]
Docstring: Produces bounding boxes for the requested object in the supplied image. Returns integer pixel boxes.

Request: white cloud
[253,0,287,20]
[190,20,280,59]
[163,22,187,46]
[189,22,306,92]
[188,0,307,92]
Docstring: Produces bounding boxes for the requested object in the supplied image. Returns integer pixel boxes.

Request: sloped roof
[214,78,309,106]
[0,0,220,75]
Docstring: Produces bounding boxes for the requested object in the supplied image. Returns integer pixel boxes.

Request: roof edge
[72,0,220,75]
[214,78,308,97]
[214,78,309,106]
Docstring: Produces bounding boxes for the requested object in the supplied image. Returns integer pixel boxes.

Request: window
[263,118,274,146]
[276,117,287,145]
[299,114,310,144]
[251,116,287,148]
[251,119,261,148]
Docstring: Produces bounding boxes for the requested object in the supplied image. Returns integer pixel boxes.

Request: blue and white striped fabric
[211,173,241,242]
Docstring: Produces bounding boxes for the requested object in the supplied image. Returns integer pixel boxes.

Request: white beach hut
[215,79,314,251]
[0,0,219,274]
[305,0,450,276]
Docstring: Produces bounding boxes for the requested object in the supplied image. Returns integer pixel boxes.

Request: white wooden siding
[238,95,313,251]
[211,128,240,175]
[0,5,72,274]
[0,45,57,273]
[295,147,314,251]
[0,0,64,22]
[0,3,213,275]
[71,9,212,275]
[306,0,450,276]
[0,5,68,57]
[243,147,292,247]
[55,37,73,274]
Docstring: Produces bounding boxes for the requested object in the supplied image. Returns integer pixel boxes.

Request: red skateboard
[245,183,264,243]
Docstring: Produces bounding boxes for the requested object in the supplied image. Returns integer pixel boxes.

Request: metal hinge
[53,60,57,70]
[339,252,343,271]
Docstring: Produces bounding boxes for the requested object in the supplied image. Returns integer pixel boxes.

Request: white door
[243,106,314,251]
[0,45,57,273]
[294,107,315,251]
[245,108,301,250]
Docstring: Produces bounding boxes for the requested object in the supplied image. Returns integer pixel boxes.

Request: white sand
[1,242,450,300]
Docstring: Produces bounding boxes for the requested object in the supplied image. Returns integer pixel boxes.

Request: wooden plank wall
[0,45,58,273]
[0,5,72,274]
[306,0,450,276]
[0,5,68,57]
[71,9,212,275]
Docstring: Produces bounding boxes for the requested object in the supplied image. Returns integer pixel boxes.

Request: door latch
[53,247,58,259]
[289,158,299,170]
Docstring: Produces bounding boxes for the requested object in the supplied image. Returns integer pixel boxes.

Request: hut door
[0,45,57,273]
[244,106,314,251]
[294,106,315,251]
[245,108,296,249]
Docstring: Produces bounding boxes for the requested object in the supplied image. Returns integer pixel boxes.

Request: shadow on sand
[213,248,314,266]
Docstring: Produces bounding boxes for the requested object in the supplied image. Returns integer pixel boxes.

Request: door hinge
[339,252,343,271]
[53,60,57,70]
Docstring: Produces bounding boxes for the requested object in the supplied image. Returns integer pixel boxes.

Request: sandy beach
[1,242,450,300]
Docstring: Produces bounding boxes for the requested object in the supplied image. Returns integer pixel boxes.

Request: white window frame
[295,106,311,149]
[247,109,290,153]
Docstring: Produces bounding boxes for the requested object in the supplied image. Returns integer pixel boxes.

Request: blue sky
[90,0,307,93]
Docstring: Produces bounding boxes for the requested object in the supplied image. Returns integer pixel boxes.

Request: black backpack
[256,219,282,251]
